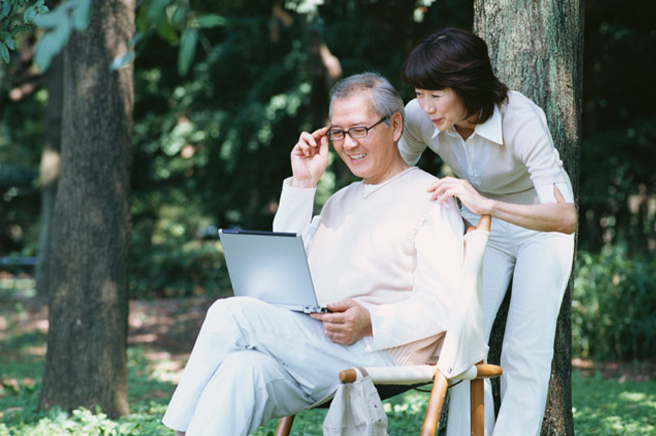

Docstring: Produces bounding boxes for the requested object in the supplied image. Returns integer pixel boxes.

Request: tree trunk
[472,1,584,435]
[38,0,135,418]
[35,53,63,298]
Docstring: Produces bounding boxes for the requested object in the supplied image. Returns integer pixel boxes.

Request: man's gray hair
[329,72,405,125]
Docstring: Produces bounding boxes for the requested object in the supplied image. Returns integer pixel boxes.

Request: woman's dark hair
[402,27,508,124]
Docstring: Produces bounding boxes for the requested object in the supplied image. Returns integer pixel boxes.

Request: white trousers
[447,213,575,436]
[162,297,395,435]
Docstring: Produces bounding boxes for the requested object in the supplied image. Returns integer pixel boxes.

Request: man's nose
[343,134,359,148]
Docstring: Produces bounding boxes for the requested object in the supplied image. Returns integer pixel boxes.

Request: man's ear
[390,112,403,142]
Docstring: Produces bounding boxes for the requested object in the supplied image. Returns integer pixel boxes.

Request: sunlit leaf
[34,6,66,29]
[0,43,9,63]
[33,39,55,71]
[1,1,12,18]
[4,36,15,50]
[170,5,187,28]
[128,31,144,47]
[145,0,170,23]
[23,0,48,24]
[111,51,136,70]
[195,14,226,29]
[34,20,72,71]
[155,17,178,43]
[177,28,198,76]
[135,6,149,32]
[71,0,92,31]
[23,6,39,23]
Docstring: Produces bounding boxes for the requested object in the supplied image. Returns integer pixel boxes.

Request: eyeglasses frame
[326,116,389,141]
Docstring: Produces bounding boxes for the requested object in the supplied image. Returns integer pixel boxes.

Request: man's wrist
[290,177,318,189]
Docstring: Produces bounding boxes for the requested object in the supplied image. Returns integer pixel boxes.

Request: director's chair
[276,214,502,436]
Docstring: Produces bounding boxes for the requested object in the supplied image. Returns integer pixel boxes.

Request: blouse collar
[431,103,504,145]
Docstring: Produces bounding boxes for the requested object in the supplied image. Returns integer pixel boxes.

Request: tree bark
[472,1,584,435]
[38,0,135,418]
[35,53,63,298]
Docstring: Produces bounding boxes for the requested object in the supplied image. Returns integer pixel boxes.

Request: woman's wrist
[482,197,496,216]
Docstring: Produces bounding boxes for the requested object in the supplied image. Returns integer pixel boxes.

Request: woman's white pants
[162,297,395,435]
[447,214,575,436]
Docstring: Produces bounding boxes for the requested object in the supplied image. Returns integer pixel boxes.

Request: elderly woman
[162,72,464,435]
[399,27,576,436]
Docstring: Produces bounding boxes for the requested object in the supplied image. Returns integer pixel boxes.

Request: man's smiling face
[329,91,401,185]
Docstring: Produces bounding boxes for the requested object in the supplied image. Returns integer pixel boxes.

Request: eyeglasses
[326,117,388,141]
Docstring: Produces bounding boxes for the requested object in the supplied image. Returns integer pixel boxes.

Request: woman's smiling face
[414,87,471,132]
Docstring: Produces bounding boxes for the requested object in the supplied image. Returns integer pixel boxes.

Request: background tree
[472,1,585,435]
[38,0,135,416]
[34,52,61,298]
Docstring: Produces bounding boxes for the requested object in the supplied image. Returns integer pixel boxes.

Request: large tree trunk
[472,1,584,435]
[38,0,135,418]
[35,53,63,298]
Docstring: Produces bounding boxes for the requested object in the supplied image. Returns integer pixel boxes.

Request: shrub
[573,246,656,361]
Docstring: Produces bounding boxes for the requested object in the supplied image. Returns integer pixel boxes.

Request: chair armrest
[474,363,503,379]
[477,214,491,231]
[467,214,491,234]
[451,363,503,381]
[340,362,501,385]
[339,365,436,385]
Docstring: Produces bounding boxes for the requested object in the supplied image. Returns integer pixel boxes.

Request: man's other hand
[310,299,372,345]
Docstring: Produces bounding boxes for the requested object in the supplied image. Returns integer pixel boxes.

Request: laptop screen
[218,229,327,313]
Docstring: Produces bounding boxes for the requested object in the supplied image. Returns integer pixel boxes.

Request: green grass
[572,371,656,435]
[1,301,655,435]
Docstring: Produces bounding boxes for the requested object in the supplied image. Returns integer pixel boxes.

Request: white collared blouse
[399,90,574,206]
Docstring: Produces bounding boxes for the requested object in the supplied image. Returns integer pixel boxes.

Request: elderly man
[162,72,464,435]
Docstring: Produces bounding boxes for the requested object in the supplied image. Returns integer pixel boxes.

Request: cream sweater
[273,167,464,366]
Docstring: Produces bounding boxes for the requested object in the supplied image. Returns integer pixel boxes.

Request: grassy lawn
[572,371,656,435]
[1,297,655,435]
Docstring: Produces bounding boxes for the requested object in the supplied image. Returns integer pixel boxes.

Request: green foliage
[134,0,227,76]
[578,0,656,255]
[177,28,198,76]
[0,84,44,255]
[128,7,314,298]
[2,0,227,76]
[0,0,475,298]
[32,0,90,71]
[0,0,91,71]
[22,0,46,24]
[0,0,47,63]
[573,248,656,361]
[128,189,232,298]
[578,121,656,255]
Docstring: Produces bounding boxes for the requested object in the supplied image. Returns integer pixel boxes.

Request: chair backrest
[436,215,491,379]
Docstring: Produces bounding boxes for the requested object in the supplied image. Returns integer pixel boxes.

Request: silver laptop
[218,229,328,314]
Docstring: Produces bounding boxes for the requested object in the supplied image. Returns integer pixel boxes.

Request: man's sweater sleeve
[272,177,317,238]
